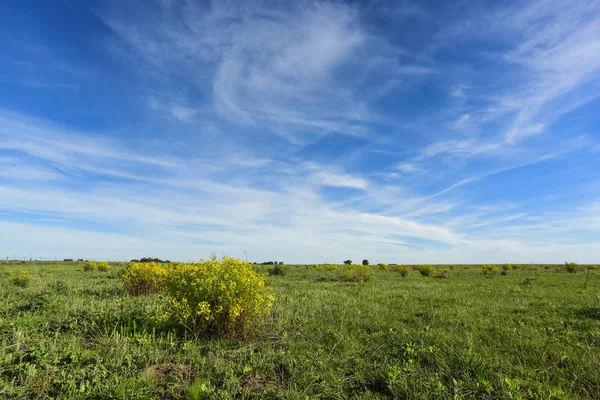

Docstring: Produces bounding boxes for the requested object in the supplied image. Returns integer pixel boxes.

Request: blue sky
[1,0,599,263]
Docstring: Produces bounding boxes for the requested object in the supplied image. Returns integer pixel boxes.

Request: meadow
[1,261,599,399]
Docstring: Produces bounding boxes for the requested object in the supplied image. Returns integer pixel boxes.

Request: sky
[0,0,599,263]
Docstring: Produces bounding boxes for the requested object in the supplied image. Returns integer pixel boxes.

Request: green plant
[121,262,167,295]
[391,265,410,277]
[564,262,579,273]
[378,263,389,270]
[7,269,34,287]
[160,256,274,337]
[482,264,499,274]
[342,264,374,283]
[416,265,435,277]
[96,261,111,272]
[268,263,285,276]
[433,268,450,279]
[83,262,97,271]
[362,259,369,266]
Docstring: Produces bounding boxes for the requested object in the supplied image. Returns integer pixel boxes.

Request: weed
[391,265,410,277]
[416,265,435,277]
[342,264,374,283]
[7,269,34,287]
[564,262,579,273]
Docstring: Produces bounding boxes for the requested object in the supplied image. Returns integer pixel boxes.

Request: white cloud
[101,0,433,143]
[313,172,368,190]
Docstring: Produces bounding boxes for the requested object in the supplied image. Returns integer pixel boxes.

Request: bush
[268,263,285,276]
[378,263,388,270]
[160,257,273,337]
[121,262,167,296]
[362,259,369,266]
[502,264,512,271]
[83,262,97,271]
[564,262,579,273]
[7,270,34,287]
[433,271,448,279]
[96,262,111,272]
[343,260,352,265]
[342,264,374,283]
[416,265,435,277]
[391,265,409,277]
[313,264,338,271]
[482,264,499,274]
[589,265,599,271]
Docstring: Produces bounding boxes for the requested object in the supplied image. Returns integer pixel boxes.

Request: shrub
[589,265,599,271]
[83,262,97,271]
[362,259,369,266]
[343,260,352,265]
[96,262,111,272]
[482,264,499,274]
[502,264,512,271]
[268,263,285,276]
[121,262,167,296]
[391,265,409,277]
[564,262,579,273]
[416,265,435,277]
[433,271,448,279]
[342,264,374,283]
[160,257,273,337]
[314,264,338,271]
[378,263,389,270]
[7,270,34,287]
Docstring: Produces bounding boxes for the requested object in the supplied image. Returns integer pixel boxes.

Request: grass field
[1,262,600,399]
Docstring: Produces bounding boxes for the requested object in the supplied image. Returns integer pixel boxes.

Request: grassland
[1,262,599,399]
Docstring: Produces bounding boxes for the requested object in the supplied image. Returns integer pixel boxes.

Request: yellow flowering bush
[378,263,389,270]
[341,264,374,283]
[416,265,436,277]
[7,270,34,287]
[313,264,339,271]
[82,261,111,272]
[391,265,410,277]
[482,264,499,274]
[121,262,167,296]
[83,262,97,271]
[160,257,273,337]
[96,262,111,272]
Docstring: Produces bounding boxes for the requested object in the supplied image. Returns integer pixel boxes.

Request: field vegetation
[1,260,599,399]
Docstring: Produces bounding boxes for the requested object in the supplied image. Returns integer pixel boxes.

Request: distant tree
[279,261,284,265]
[362,259,369,266]
[130,259,139,263]
[63,259,73,262]
[344,260,352,265]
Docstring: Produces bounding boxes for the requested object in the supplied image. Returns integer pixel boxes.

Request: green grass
[1,263,600,399]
